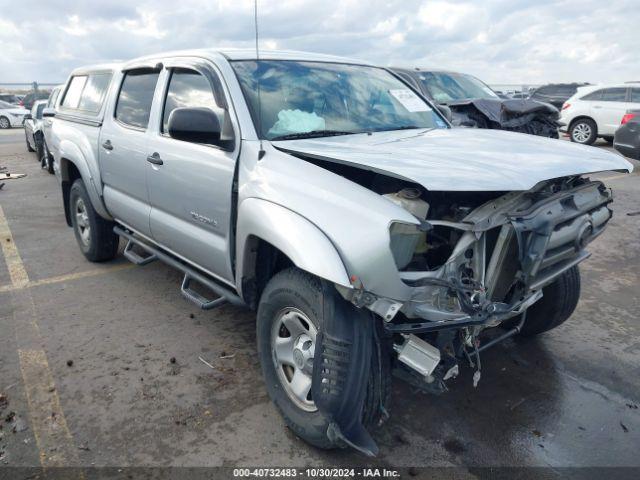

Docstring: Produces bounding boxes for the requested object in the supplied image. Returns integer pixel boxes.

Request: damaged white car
[50,50,632,456]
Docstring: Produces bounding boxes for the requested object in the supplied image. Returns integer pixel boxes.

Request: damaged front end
[447,98,562,138]
[341,177,612,393]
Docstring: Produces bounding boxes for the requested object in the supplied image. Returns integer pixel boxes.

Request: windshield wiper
[372,125,429,133]
[269,130,356,141]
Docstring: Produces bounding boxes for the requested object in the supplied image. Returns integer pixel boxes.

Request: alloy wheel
[74,198,91,247]
[271,307,318,412]
[572,122,592,143]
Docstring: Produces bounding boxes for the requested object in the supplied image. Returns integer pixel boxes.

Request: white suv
[560,83,640,145]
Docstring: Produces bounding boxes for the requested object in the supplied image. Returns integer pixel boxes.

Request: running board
[114,226,244,310]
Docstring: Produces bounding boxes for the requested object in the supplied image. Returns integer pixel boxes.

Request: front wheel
[257,267,389,449]
[519,266,581,337]
[40,140,54,174]
[69,179,119,262]
[0,116,10,129]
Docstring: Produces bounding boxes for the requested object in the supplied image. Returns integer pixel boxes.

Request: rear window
[78,74,112,112]
[581,89,603,101]
[115,70,160,129]
[600,88,627,102]
[62,76,87,108]
[61,73,112,113]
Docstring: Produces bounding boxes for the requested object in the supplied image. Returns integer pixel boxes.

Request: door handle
[101,140,113,150]
[146,152,164,165]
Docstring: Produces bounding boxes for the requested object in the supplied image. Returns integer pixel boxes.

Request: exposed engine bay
[302,156,613,394]
[375,177,611,392]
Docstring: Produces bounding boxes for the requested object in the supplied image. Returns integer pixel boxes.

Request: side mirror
[42,108,56,118]
[23,113,33,121]
[436,104,453,123]
[168,107,230,148]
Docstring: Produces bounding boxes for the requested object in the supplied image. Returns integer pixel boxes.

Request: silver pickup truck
[47,49,632,455]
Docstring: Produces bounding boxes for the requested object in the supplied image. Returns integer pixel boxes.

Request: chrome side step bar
[114,226,245,310]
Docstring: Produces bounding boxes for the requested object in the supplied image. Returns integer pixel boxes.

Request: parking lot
[1,127,639,474]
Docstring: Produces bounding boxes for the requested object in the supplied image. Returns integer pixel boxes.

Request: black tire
[519,266,581,337]
[257,267,389,450]
[69,179,119,262]
[569,118,597,145]
[40,140,54,174]
[25,131,35,152]
[0,116,10,129]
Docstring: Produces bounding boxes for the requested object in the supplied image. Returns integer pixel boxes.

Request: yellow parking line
[18,349,81,468]
[0,204,29,288]
[0,204,81,475]
[0,263,134,293]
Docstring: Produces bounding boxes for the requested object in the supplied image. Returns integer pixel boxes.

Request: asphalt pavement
[0,127,639,477]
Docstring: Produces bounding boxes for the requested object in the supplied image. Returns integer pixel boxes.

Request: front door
[146,64,238,284]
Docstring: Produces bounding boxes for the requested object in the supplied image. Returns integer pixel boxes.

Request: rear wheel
[69,179,119,262]
[519,266,581,337]
[257,267,389,449]
[570,118,597,145]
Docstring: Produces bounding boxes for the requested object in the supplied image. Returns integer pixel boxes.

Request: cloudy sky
[0,0,637,86]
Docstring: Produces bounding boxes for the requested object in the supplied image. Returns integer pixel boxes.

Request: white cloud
[0,0,637,86]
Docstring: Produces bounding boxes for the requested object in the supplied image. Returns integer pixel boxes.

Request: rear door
[99,68,161,238]
[591,87,629,135]
[145,60,239,283]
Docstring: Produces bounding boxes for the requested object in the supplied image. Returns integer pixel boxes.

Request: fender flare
[59,140,111,222]
[236,198,352,295]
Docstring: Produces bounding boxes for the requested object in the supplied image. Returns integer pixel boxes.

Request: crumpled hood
[273,127,633,191]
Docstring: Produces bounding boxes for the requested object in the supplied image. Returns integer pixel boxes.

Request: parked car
[614,110,640,159]
[0,93,21,105]
[391,67,561,137]
[49,50,631,455]
[0,100,29,129]
[20,90,51,110]
[24,100,47,161]
[529,83,589,110]
[560,83,640,145]
[39,85,64,173]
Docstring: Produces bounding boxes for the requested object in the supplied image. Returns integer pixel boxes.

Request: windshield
[416,72,499,103]
[232,60,447,140]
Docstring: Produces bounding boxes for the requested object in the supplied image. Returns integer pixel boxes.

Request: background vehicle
[560,82,640,145]
[529,83,589,109]
[391,67,561,137]
[40,85,63,174]
[614,110,640,159]
[49,50,631,456]
[24,99,47,159]
[20,90,51,109]
[0,100,29,129]
[0,93,21,105]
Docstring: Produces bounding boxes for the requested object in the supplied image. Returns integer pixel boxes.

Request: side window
[62,76,88,108]
[600,88,627,102]
[115,70,160,129]
[630,88,640,103]
[78,73,112,112]
[47,89,60,108]
[162,69,224,133]
[581,89,603,101]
